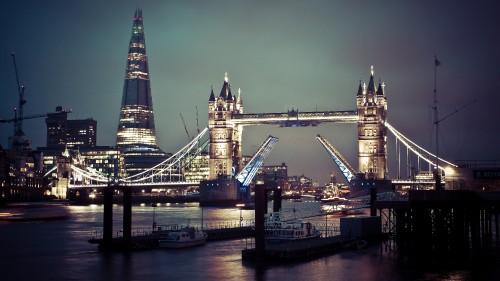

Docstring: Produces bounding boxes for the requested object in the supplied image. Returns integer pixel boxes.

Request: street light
[236,204,245,227]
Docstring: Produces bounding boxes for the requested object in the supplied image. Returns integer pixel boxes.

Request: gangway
[235,136,279,187]
[316,134,357,183]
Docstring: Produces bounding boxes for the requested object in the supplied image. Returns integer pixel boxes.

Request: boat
[158,226,208,248]
[320,196,348,203]
[264,212,321,245]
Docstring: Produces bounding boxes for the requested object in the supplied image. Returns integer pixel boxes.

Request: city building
[0,145,46,203]
[116,8,168,176]
[182,152,210,183]
[45,106,97,148]
[35,146,125,199]
[255,162,289,190]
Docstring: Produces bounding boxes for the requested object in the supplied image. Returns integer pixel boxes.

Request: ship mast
[433,55,442,190]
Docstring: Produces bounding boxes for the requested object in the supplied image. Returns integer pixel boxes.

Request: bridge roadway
[73,178,435,190]
[231,110,358,126]
[70,181,200,190]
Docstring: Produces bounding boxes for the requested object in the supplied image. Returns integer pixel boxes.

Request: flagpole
[433,55,442,190]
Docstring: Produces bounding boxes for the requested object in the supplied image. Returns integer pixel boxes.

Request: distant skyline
[2,1,499,184]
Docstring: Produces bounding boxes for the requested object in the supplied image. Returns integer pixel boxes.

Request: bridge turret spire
[209,84,215,102]
[357,80,363,96]
[226,84,233,101]
[367,66,376,93]
[376,79,384,96]
[236,88,243,112]
[220,73,230,99]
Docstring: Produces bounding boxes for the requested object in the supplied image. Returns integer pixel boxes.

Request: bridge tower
[356,66,388,180]
[207,73,244,180]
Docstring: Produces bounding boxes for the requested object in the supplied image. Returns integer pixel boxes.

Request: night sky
[2,1,499,184]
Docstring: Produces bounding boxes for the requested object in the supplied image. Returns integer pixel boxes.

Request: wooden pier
[376,190,500,264]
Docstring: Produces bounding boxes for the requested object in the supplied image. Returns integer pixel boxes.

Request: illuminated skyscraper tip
[224,72,228,82]
[238,88,241,96]
[371,65,374,76]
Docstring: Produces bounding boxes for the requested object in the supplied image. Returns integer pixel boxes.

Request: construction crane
[0,109,73,124]
[179,113,192,140]
[196,105,200,134]
[11,53,27,140]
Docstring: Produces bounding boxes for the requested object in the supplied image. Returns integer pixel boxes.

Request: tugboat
[158,226,208,249]
[264,212,321,245]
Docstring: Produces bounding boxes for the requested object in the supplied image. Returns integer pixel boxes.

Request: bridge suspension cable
[385,122,457,170]
[70,127,209,186]
[120,127,208,183]
[70,165,109,184]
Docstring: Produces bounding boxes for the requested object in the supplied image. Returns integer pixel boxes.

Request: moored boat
[158,226,207,248]
[264,212,321,245]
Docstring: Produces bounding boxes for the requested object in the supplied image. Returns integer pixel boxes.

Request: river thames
[1,201,499,281]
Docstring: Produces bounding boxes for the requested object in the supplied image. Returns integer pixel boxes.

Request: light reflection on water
[0,201,494,281]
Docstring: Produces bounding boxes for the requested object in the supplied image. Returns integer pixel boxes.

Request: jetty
[88,225,254,251]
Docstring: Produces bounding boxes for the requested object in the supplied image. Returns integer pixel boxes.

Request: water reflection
[0,201,495,280]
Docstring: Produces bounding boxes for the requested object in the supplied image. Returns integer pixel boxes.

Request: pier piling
[254,184,266,259]
[102,183,113,251]
[123,185,132,251]
[273,186,282,212]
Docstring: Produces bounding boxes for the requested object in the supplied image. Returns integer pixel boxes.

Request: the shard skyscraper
[116,8,168,176]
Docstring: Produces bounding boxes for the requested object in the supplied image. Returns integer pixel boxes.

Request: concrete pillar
[370,187,377,216]
[103,183,113,251]
[273,188,282,213]
[123,185,132,251]
[495,212,499,241]
[254,184,266,259]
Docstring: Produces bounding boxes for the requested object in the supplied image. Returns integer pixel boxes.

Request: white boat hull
[159,237,207,248]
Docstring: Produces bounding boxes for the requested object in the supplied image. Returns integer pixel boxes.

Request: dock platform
[242,235,365,261]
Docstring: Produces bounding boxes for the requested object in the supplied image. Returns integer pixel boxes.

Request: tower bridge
[66,10,462,205]
[202,67,389,202]
[69,66,458,206]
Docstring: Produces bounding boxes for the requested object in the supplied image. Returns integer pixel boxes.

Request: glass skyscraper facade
[116,9,168,176]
